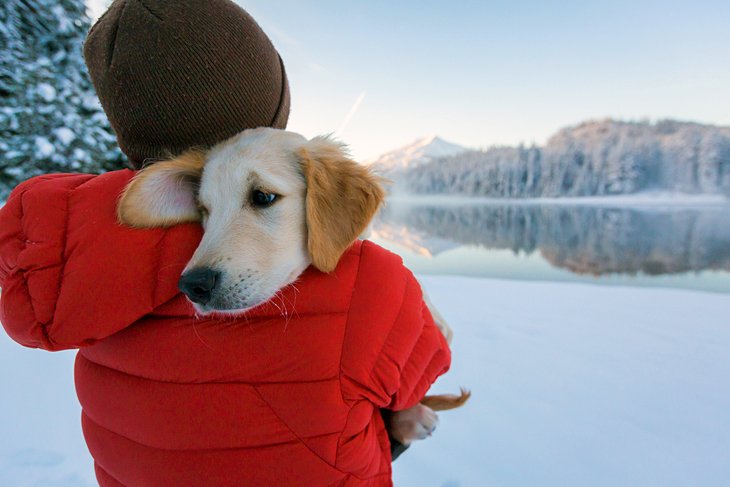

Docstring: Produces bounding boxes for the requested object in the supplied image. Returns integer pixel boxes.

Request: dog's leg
[388,388,471,445]
[388,403,439,446]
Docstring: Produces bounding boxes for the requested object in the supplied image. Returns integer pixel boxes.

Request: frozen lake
[372,199,730,294]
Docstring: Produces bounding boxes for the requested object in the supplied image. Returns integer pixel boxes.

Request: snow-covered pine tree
[400,120,730,198]
[0,0,123,199]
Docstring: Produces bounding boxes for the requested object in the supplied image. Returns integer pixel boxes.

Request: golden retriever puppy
[118,127,468,446]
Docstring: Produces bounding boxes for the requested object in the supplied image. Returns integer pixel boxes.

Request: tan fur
[298,137,386,273]
[118,150,206,228]
[421,388,472,411]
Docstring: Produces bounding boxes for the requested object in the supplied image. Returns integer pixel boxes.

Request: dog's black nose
[178,268,221,305]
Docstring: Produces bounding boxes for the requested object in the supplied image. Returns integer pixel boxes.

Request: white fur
[186,128,312,314]
[389,403,439,445]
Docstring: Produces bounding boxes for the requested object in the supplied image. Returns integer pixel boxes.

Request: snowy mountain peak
[368,135,467,174]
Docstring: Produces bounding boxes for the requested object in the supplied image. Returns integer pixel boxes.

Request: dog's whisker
[278,292,292,330]
[279,291,297,324]
[281,286,300,321]
[268,290,292,331]
[270,297,284,317]
[192,322,214,350]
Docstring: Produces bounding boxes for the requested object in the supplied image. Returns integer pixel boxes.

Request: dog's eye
[251,190,278,208]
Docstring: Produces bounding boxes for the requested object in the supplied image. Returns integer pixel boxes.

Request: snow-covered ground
[395,277,730,487]
[0,339,94,486]
[1,277,729,486]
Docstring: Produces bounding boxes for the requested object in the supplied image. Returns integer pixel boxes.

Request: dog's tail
[421,387,471,411]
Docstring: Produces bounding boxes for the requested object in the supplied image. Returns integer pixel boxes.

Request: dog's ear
[298,136,385,273]
[118,150,206,228]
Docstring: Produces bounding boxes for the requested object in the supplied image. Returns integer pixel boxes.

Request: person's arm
[0,174,96,350]
[340,262,451,411]
[0,170,199,351]
[340,263,451,469]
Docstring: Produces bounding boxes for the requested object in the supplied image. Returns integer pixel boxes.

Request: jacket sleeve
[340,242,451,411]
[0,174,96,350]
[0,171,196,352]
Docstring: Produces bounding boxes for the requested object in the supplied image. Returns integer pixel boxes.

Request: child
[0,1,450,485]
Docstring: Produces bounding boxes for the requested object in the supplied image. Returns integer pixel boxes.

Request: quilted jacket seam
[94,462,128,487]
[369,274,413,405]
[251,384,349,480]
[83,410,311,453]
[48,176,97,344]
[401,302,449,406]
[335,243,365,464]
[80,353,342,386]
[15,188,52,347]
[404,350,448,407]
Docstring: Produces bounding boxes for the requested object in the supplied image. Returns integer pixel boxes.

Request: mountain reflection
[373,203,730,276]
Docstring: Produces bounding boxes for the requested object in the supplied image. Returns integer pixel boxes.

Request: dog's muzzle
[178,268,221,305]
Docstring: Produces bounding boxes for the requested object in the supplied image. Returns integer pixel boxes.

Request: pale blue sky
[89,0,730,160]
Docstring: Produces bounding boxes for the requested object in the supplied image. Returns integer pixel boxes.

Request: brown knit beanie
[84,0,290,168]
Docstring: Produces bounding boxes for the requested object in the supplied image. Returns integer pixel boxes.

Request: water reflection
[373,203,730,276]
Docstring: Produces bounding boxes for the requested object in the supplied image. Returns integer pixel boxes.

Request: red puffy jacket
[0,171,451,486]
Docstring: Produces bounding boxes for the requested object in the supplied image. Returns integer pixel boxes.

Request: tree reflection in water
[374,203,730,276]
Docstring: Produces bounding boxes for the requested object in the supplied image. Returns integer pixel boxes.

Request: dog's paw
[389,404,439,445]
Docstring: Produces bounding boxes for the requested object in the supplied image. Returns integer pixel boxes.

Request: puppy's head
[118,128,384,314]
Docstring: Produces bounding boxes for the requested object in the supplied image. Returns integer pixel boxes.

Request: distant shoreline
[386,192,730,208]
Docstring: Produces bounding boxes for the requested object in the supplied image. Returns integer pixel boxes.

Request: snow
[368,135,467,174]
[51,5,74,34]
[1,0,124,200]
[81,94,101,112]
[1,277,729,486]
[86,0,110,21]
[3,167,24,178]
[394,277,730,487]
[54,127,76,146]
[0,340,94,486]
[34,137,55,159]
[397,120,730,198]
[36,83,56,103]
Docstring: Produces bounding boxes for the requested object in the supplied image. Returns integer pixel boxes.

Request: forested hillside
[401,120,730,197]
[0,0,122,199]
